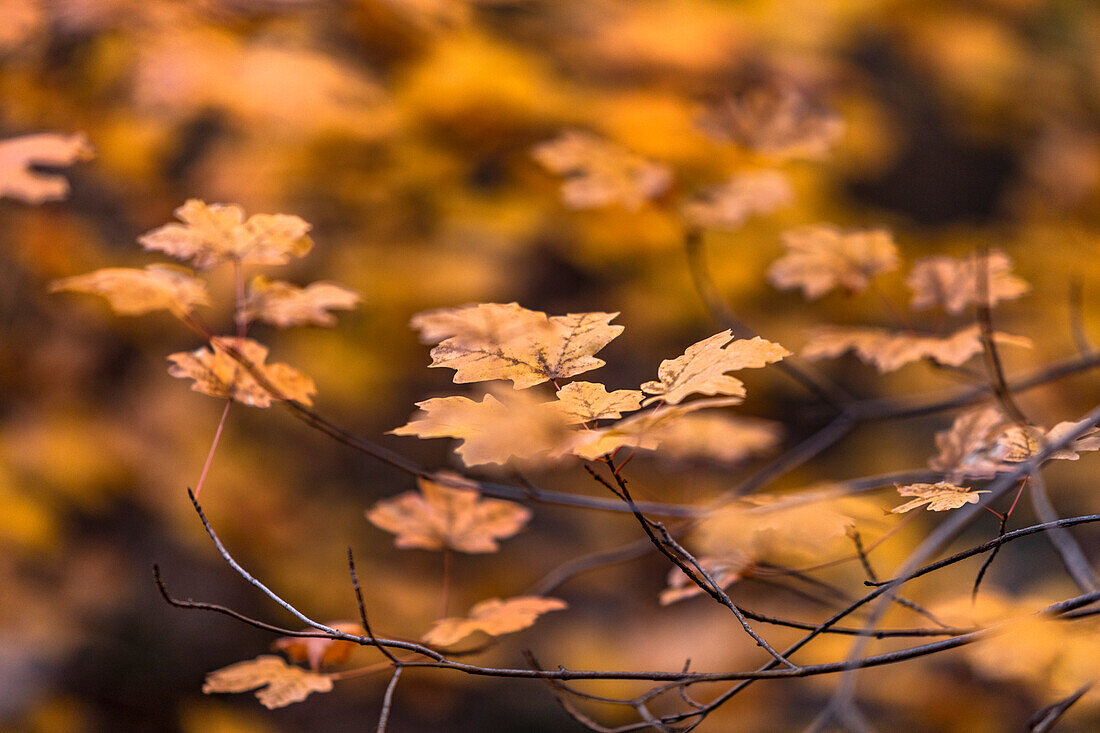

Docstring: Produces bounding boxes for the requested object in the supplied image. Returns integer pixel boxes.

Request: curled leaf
[531,129,672,210]
[166,337,316,407]
[0,132,93,203]
[802,325,1032,372]
[552,381,643,424]
[891,482,989,513]
[243,276,361,328]
[50,265,208,317]
[681,170,793,232]
[366,473,530,553]
[421,596,567,647]
[767,225,898,299]
[203,655,333,709]
[272,621,364,671]
[907,250,1029,314]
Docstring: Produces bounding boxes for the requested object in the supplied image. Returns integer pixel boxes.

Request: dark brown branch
[974,245,1030,425]
[348,548,402,664]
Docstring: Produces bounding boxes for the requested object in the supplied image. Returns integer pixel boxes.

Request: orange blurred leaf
[272,621,364,671]
[659,553,750,605]
[640,331,789,405]
[570,397,743,460]
[767,225,898,299]
[907,250,1029,314]
[0,132,93,203]
[890,482,989,513]
[167,337,316,407]
[681,170,792,232]
[421,596,567,647]
[50,265,208,317]
[243,276,361,328]
[802,325,1031,372]
[202,655,333,709]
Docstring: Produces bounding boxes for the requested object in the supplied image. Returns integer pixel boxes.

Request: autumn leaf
[570,397,744,460]
[0,132,93,203]
[421,596,567,647]
[138,199,313,270]
[802,325,1032,372]
[424,304,624,389]
[681,170,793,232]
[202,655,333,709]
[907,250,1029,314]
[242,276,361,328]
[890,482,989,513]
[767,225,899,299]
[366,473,530,553]
[167,337,316,407]
[531,129,672,210]
[389,388,574,466]
[928,406,1012,480]
[552,381,643,424]
[272,621,364,671]
[640,331,789,406]
[659,553,751,605]
[410,302,544,346]
[641,412,781,464]
[50,265,208,317]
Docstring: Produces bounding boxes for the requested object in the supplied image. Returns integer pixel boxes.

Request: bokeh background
[2,0,1100,730]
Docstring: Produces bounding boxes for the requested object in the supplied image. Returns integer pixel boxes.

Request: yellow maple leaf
[50,265,208,317]
[890,482,989,513]
[166,337,316,407]
[640,331,789,406]
[0,132,93,203]
[421,596,567,647]
[659,553,750,606]
[907,250,1029,314]
[570,397,743,460]
[552,381,643,424]
[681,170,792,232]
[366,473,531,553]
[641,412,781,465]
[410,302,545,346]
[389,388,574,466]
[531,129,672,210]
[202,655,333,709]
[138,199,313,270]
[802,325,1031,372]
[272,621,364,671]
[767,224,898,299]
[422,303,624,389]
[242,276,361,328]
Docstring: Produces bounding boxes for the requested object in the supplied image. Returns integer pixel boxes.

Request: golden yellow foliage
[907,250,1030,314]
[890,482,989,513]
[640,331,789,405]
[166,337,316,408]
[50,265,208,317]
[570,398,747,461]
[552,381,643,424]
[681,170,793,231]
[242,277,361,329]
[0,132,92,203]
[421,596,567,647]
[202,655,333,710]
[767,224,899,299]
[802,324,1031,372]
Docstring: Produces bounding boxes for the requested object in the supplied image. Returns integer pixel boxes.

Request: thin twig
[1028,683,1094,732]
[348,548,401,664]
[376,667,403,733]
[974,246,1030,426]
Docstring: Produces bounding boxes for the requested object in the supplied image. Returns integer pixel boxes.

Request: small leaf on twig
[802,325,1031,372]
[202,655,333,709]
[273,621,364,671]
[51,265,208,317]
[421,596,567,647]
[890,482,989,513]
[552,381,643,424]
[767,224,898,299]
[243,276,360,328]
[167,337,316,407]
[0,132,93,203]
[907,250,1029,314]
[681,170,792,232]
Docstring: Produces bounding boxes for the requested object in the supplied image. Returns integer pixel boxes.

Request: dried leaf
[640,331,789,406]
[424,304,624,389]
[410,302,544,346]
[802,325,1032,372]
[390,388,574,466]
[272,622,364,671]
[202,655,333,709]
[907,250,1029,314]
[421,596,567,647]
[767,225,898,299]
[366,473,530,553]
[166,337,316,408]
[696,83,844,159]
[0,132,93,203]
[243,276,360,328]
[531,129,672,210]
[929,406,1010,480]
[681,170,793,232]
[659,553,750,605]
[642,412,781,464]
[139,199,313,270]
[50,265,208,317]
[890,482,989,513]
[553,381,643,424]
[570,398,743,460]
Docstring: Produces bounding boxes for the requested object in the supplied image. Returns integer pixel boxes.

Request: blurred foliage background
[2,0,1100,730]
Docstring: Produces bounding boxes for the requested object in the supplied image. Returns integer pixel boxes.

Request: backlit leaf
[0,132,93,203]
[242,276,361,328]
[366,473,530,553]
[166,337,316,407]
[570,397,743,460]
[659,553,751,605]
[802,325,1031,372]
[421,596,567,647]
[272,622,364,672]
[890,482,989,513]
[552,381,643,424]
[202,655,333,709]
[50,265,208,317]
[767,225,898,299]
[681,170,793,232]
[907,250,1029,314]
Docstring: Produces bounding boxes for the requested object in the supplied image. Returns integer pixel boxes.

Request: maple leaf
[166,337,316,407]
[202,655,333,709]
[272,621,364,671]
[553,381,643,424]
[681,170,793,232]
[242,276,361,328]
[531,129,672,210]
[928,406,1011,480]
[642,412,781,465]
[891,482,989,513]
[907,250,1030,314]
[802,325,1032,372]
[0,132,93,203]
[50,265,208,317]
[767,224,898,299]
[695,82,844,159]
[138,199,313,270]
[421,596,567,647]
[389,388,574,466]
[410,302,545,346]
[424,304,624,389]
[366,473,530,553]
[570,397,743,460]
[659,553,751,606]
[640,331,789,406]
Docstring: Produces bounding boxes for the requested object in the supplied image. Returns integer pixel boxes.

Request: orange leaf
[166,337,316,407]
[767,224,898,299]
[570,398,743,460]
[681,171,792,232]
[640,331,789,406]
[243,276,361,328]
[366,473,531,553]
[139,199,313,270]
[0,132,93,203]
[890,482,989,513]
[660,553,750,606]
[272,621,364,671]
[553,381,643,424]
[802,325,1031,372]
[907,250,1029,314]
[202,655,333,709]
[421,596,567,647]
[531,129,672,210]
[50,265,208,317]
